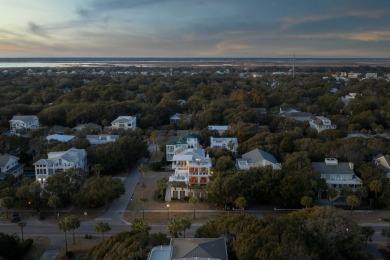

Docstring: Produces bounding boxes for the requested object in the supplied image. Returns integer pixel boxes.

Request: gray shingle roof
[0,154,13,167]
[171,238,228,260]
[242,148,279,165]
[312,162,354,175]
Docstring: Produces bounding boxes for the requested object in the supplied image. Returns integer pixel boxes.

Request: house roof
[166,134,200,146]
[0,154,18,168]
[208,125,230,131]
[172,148,210,164]
[375,155,390,169]
[210,137,238,147]
[282,111,313,118]
[10,115,38,124]
[242,148,279,164]
[86,134,119,142]
[111,116,136,123]
[73,123,101,131]
[170,238,228,260]
[170,113,181,119]
[35,148,86,166]
[312,161,355,175]
[46,134,75,142]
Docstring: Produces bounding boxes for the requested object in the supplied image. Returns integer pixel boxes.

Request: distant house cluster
[164,132,283,201]
[5,114,138,184]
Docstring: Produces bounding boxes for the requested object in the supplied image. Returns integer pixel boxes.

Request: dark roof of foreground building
[170,238,228,260]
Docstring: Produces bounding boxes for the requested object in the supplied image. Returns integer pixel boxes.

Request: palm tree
[179,217,192,238]
[47,194,60,216]
[189,196,198,220]
[361,226,374,256]
[168,219,181,238]
[58,218,70,253]
[139,197,148,220]
[300,196,312,208]
[382,227,390,248]
[67,215,80,245]
[346,195,359,214]
[234,196,247,210]
[131,218,151,233]
[138,164,148,187]
[156,177,168,197]
[17,222,26,241]
[227,140,235,152]
[369,180,382,198]
[94,221,111,240]
[171,181,180,199]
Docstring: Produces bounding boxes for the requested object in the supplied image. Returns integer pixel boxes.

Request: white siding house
[111,116,136,131]
[0,154,24,180]
[167,148,212,201]
[165,134,201,162]
[34,148,88,185]
[9,115,39,134]
[236,148,281,170]
[312,158,362,192]
[309,116,337,132]
[210,137,238,152]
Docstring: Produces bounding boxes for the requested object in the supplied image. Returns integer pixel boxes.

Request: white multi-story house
[236,148,282,170]
[210,137,238,152]
[167,148,212,201]
[33,148,88,185]
[312,158,362,192]
[309,116,337,132]
[165,134,201,162]
[9,115,39,134]
[86,134,119,145]
[0,154,24,180]
[110,116,136,131]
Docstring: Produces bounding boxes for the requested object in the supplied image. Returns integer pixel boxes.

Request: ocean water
[0,57,389,68]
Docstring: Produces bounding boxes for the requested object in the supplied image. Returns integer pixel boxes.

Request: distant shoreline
[1,57,390,68]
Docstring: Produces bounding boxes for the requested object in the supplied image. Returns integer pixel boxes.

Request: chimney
[349,162,354,170]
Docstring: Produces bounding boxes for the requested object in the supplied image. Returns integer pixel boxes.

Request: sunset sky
[1,0,390,58]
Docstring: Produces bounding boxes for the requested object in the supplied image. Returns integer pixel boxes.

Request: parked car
[11,212,20,223]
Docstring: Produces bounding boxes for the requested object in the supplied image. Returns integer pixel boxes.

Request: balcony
[169,174,189,183]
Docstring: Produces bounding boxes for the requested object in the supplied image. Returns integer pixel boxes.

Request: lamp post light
[167,204,170,220]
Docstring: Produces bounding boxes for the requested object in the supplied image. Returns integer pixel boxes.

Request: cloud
[76,0,172,18]
[28,21,49,38]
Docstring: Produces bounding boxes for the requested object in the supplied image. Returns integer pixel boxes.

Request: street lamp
[167,204,170,220]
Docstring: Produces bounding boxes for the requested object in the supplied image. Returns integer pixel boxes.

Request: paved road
[97,159,142,224]
[38,158,144,259]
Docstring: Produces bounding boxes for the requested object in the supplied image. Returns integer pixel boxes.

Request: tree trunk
[64,231,68,253]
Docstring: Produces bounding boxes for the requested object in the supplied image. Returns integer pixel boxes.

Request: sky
[1,0,390,58]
